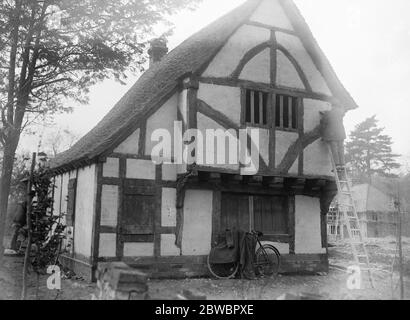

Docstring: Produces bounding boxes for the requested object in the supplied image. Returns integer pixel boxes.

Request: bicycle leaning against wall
[207,230,281,279]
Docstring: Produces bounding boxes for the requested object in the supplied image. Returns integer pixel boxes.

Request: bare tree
[38,127,80,157]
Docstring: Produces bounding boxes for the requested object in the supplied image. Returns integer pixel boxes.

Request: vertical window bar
[279,95,284,128]
[263,93,267,125]
[245,90,251,123]
[288,96,293,129]
[283,96,289,128]
[275,95,280,127]
[254,91,260,124]
[292,98,298,129]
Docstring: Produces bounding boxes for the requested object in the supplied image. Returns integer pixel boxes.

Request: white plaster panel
[303,99,331,133]
[101,185,118,227]
[126,159,156,180]
[60,173,69,216]
[239,48,271,84]
[197,113,240,171]
[260,128,270,166]
[178,89,188,126]
[203,25,270,78]
[289,156,299,175]
[69,170,77,179]
[177,164,188,176]
[145,93,178,156]
[275,131,299,167]
[99,233,116,258]
[248,127,269,166]
[249,0,294,30]
[303,140,332,177]
[162,163,177,181]
[198,83,242,126]
[295,196,325,254]
[103,157,119,178]
[114,128,140,155]
[161,234,181,256]
[259,241,290,255]
[53,175,62,216]
[276,32,332,96]
[123,243,154,257]
[182,190,213,256]
[74,165,97,258]
[161,188,177,227]
[276,50,305,90]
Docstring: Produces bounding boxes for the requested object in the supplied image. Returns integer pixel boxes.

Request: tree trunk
[0,136,20,264]
[366,149,371,178]
[21,152,36,300]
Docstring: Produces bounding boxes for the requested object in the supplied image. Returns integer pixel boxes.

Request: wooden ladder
[328,145,375,288]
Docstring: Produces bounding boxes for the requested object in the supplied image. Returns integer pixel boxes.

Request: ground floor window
[221,193,289,236]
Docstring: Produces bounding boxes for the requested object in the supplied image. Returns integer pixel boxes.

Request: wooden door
[66,178,77,226]
[121,183,155,236]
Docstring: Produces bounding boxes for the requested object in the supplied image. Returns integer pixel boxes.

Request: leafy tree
[346,115,401,179]
[0,0,201,262]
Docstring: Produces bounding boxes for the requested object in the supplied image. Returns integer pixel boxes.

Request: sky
[20,0,410,169]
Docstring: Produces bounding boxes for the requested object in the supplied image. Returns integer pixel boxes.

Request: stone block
[95,262,149,300]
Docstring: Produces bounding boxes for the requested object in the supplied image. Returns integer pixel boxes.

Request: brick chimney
[148,38,168,67]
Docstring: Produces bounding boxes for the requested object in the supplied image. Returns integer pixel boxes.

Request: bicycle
[207,230,281,279]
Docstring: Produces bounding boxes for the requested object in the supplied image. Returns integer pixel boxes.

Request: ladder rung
[329,148,374,283]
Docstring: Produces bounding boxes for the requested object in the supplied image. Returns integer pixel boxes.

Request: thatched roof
[50,0,357,172]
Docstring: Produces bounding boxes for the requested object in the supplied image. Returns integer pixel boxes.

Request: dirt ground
[1,237,409,300]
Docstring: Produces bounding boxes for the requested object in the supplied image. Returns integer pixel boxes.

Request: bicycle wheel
[255,245,280,277]
[207,254,239,279]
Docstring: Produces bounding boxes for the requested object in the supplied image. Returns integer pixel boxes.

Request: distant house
[49,0,357,281]
[328,176,410,241]
[352,183,397,238]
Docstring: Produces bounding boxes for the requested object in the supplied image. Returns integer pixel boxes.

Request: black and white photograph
[0,0,409,306]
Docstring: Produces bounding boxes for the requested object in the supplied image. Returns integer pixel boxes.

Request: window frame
[250,195,290,237]
[241,87,271,129]
[274,93,300,133]
[241,87,301,132]
[220,192,293,244]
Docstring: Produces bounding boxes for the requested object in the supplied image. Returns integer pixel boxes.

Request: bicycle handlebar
[251,230,264,238]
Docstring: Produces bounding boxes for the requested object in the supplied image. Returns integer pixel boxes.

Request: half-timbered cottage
[49,0,357,280]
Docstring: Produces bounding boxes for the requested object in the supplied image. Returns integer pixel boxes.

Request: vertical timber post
[21,152,36,300]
